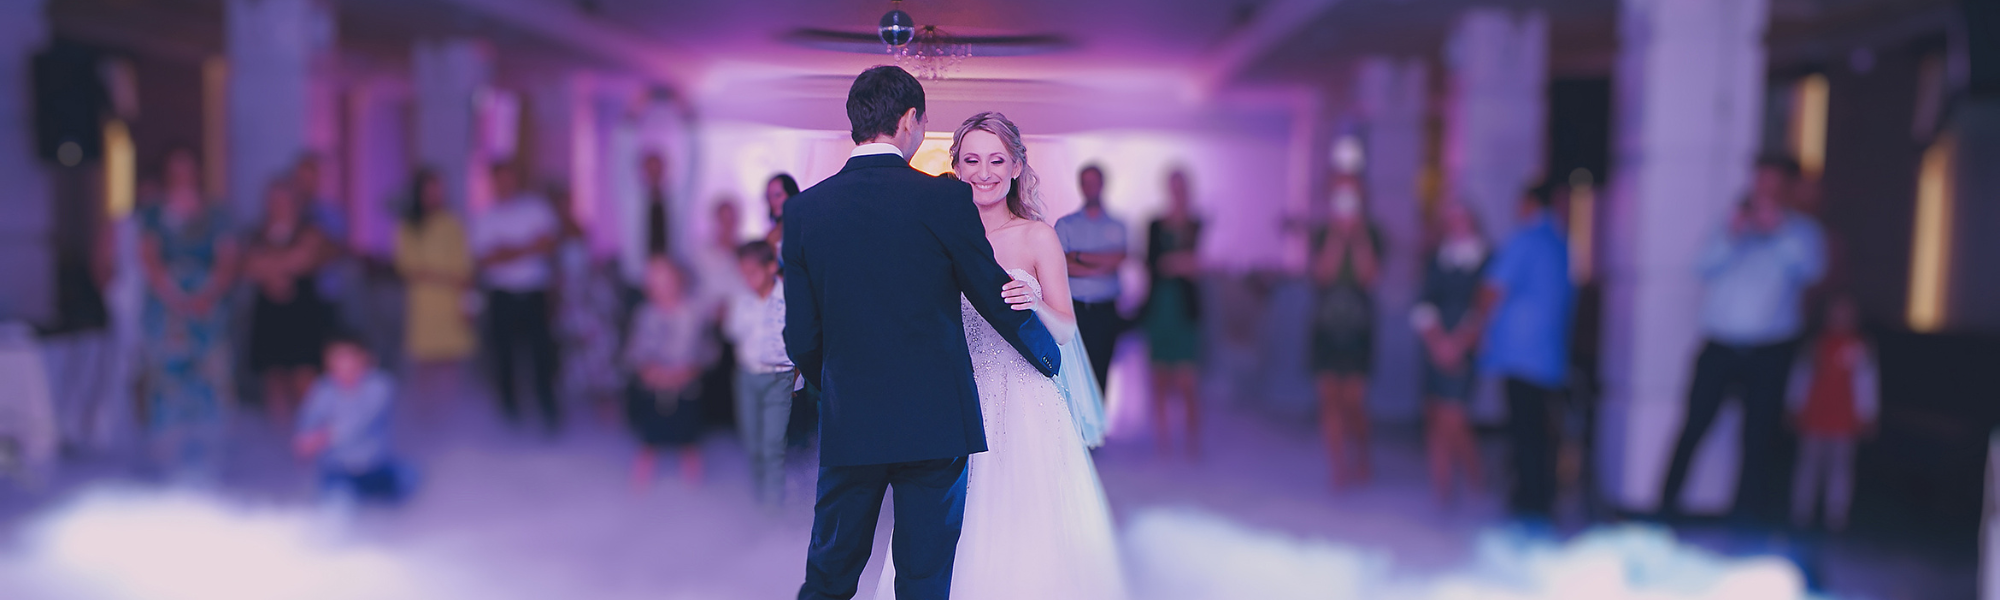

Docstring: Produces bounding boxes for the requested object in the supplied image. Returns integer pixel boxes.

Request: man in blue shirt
[1054,165,1128,392]
[1463,182,1573,521]
[1658,157,1826,526]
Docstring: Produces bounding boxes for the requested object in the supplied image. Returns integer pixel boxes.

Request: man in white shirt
[1053,165,1127,393]
[1658,156,1827,527]
[470,162,564,434]
[724,240,792,506]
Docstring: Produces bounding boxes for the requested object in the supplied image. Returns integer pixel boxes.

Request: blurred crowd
[1041,152,1866,538]
[19,142,825,507]
[13,132,1871,539]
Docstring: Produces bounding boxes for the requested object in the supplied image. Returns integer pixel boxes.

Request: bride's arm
[1020,223,1079,341]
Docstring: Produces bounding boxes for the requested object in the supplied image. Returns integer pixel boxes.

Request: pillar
[226,0,334,221]
[344,79,409,257]
[1601,0,1769,513]
[1354,57,1429,422]
[0,0,52,322]
[412,39,491,213]
[1443,8,1548,241]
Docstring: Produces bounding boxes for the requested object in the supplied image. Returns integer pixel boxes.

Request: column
[0,0,52,322]
[344,79,409,257]
[1601,0,1769,513]
[226,0,335,221]
[1443,8,1549,240]
[1354,57,1429,422]
[412,39,491,212]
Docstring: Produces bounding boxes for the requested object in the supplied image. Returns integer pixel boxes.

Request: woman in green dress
[1144,169,1203,457]
[138,145,240,477]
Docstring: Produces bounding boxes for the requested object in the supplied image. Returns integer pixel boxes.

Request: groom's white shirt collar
[851,143,904,159]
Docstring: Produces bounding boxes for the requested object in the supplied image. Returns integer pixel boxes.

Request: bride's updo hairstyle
[949,111,1044,222]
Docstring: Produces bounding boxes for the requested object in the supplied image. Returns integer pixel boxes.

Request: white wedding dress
[872,271,1128,600]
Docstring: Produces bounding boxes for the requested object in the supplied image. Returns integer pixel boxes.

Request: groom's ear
[898,108,923,137]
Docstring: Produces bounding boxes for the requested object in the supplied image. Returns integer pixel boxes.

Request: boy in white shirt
[724,241,794,506]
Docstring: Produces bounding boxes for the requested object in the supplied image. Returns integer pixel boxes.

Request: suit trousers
[1658,339,1796,525]
[486,290,561,431]
[1073,300,1122,394]
[1506,378,1561,519]
[800,457,968,600]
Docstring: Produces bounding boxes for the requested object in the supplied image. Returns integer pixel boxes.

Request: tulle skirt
[874,339,1128,599]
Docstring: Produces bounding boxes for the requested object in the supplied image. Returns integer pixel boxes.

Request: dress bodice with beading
[958,269,1071,441]
[880,268,1129,600]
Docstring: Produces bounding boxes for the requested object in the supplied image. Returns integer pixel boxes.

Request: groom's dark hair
[847,66,926,144]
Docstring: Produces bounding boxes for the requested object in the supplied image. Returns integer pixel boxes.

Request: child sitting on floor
[295,331,414,504]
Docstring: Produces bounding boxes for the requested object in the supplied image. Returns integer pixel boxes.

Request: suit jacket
[784,153,1061,467]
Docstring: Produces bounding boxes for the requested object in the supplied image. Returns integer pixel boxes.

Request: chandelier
[878,2,969,80]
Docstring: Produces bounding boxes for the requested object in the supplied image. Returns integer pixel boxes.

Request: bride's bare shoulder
[1011,219,1059,246]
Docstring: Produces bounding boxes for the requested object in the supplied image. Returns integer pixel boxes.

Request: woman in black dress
[1310,174,1381,487]
[244,178,331,426]
[1414,200,1489,505]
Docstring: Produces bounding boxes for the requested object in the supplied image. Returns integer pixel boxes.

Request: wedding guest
[1657,156,1825,526]
[552,185,623,407]
[137,144,239,478]
[694,200,745,429]
[724,241,793,506]
[641,151,673,259]
[763,173,799,249]
[393,169,475,364]
[41,174,117,453]
[1788,295,1877,532]
[244,178,332,426]
[294,331,414,505]
[1055,164,1127,393]
[88,177,152,452]
[1144,169,1204,457]
[1466,183,1574,522]
[1413,199,1488,504]
[623,257,715,488]
[762,173,816,447]
[293,154,362,333]
[393,169,475,426]
[1311,173,1383,487]
[697,200,749,308]
[470,162,563,434]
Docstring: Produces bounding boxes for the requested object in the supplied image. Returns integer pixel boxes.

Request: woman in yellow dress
[394,169,476,365]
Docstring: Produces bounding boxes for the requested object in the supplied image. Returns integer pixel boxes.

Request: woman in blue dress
[137,145,240,477]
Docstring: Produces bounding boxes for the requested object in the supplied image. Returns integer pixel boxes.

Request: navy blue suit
[786,152,1060,600]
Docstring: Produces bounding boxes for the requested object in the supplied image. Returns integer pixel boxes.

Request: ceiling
[44,0,1961,103]
[585,0,1254,84]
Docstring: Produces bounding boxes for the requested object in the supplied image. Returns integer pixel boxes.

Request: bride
[873,112,1129,599]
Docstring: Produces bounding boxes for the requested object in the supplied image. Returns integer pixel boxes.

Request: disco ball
[880,9,915,46]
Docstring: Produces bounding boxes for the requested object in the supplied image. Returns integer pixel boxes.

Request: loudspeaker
[31,39,108,164]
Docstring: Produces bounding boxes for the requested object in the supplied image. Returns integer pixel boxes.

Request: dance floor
[0,361,1972,600]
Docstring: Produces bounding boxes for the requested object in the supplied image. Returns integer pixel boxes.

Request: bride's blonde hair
[949,111,1043,222]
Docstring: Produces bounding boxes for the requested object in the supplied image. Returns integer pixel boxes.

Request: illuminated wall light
[1790,73,1829,180]
[202,57,230,200]
[104,119,135,218]
[1567,168,1595,284]
[910,132,956,176]
[1907,134,1955,332]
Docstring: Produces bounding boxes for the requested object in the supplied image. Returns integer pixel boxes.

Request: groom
[787,65,1061,600]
